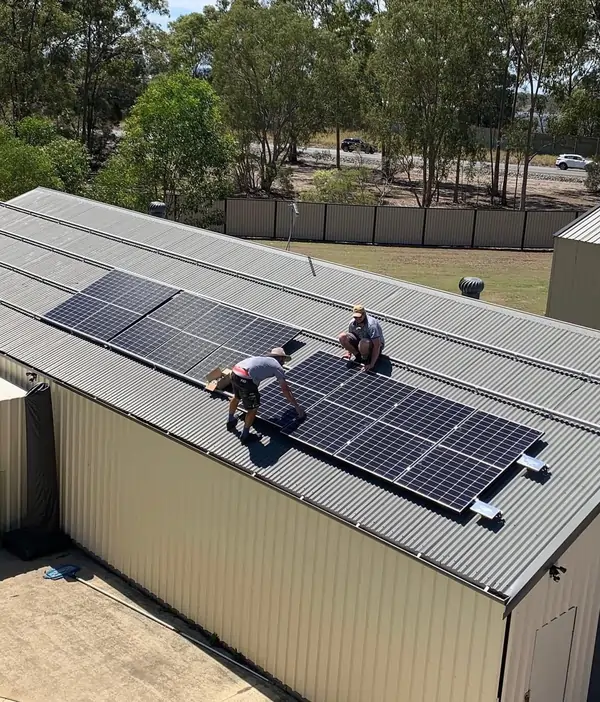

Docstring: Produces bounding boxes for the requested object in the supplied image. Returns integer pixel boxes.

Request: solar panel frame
[258,383,325,429]
[439,411,543,469]
[110,317,179,358]
[81,270,177,315]
[282,399,376,455]
[327,373,415,421]
[395,446,503,512]
[81,270,135,303]
[148,292,218,330]
[336,423,434,482]
[284,351,359,395]
[379,389,475,441]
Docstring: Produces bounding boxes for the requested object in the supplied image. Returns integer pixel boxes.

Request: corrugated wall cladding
[374,207,424,245]
[423,209,475,247]
[275,201,326,241]
[325,204,375,243]
[474,210,525,248]
[227,199,276,238]
[0,395,26,532]
[12,365,504,702]
[523,210,577,249]
[502,510,600,702]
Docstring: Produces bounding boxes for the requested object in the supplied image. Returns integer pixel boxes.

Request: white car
[555,154,592,170]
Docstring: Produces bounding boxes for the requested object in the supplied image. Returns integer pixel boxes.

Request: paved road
[300,146,587,180]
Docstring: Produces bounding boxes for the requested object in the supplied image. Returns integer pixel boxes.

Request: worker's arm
[363,337,381,372]
[279,379,305,418]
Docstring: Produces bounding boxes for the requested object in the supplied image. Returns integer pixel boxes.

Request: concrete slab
[0,549,294,702]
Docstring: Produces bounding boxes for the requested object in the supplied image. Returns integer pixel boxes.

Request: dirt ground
[0,548,292,702]
[289,159,597,210]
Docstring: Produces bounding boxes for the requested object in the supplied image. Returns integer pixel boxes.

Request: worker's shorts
[346,333,385,360]
[231,373,261,410]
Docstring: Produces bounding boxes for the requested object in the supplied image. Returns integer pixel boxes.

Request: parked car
[555,154,592,170]
[341,137,376,154]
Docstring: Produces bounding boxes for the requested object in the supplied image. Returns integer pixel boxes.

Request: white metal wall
[0,357,506,702]
[502,509,600,702]
[0,394,26,532]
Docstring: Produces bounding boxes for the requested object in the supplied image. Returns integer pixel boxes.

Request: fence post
[223,199,228,235]
[273,200,278,240]
[372,206,378,244]
[470,209,478,249]
[322,203,328,242]
[520,210,528,250]
[421,207,428,246]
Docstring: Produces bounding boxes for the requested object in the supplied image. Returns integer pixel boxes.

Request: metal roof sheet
[555,205,600,243]
[3,189,600,599]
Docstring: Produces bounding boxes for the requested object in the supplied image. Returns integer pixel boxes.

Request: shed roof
[556,204,600,243]
[1,187,600,602]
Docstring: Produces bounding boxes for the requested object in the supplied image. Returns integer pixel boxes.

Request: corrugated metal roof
[555,205,600,243]
[3,188,600,599]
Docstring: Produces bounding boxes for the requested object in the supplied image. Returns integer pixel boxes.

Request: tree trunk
[336,122,341,170]
[453,149,461,203]
[289,138,298,165]
[501,149,510,206]
[519,107,535,211]
[493,49,510,201]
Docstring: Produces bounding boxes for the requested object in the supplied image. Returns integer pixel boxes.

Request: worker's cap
[268,347,291,362]
[352,304,366,318]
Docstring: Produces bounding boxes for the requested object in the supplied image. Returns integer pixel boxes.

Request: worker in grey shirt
[338,304,385,371]
[226,347,304,444]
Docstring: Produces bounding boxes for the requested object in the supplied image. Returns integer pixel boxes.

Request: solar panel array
[43,270,300,381]
[258,351,543,513]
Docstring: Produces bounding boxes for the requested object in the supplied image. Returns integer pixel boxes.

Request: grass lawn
[261,241,553,315]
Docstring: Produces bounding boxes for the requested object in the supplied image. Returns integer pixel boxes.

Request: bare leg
[339,332,360,357]
[229,395,239,415]
[358,339,373,361]
[244,408,258,430]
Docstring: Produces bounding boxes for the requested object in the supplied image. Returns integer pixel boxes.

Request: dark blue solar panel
[327,373,414,420]
[76,305,140,341]
[336,423,433,481]
[283,400,374,454]
[147,333,218,373]
[440,412,543,469]
[258,383,324,428]
[284,351,358,394]
[44,294,105,327]
[227,318,299,356]
[111,318,179,357]
[396,447,502,512]
[184,304,256,344]
[149,293,218,330]
[380,389,474,441]
[82,270,176,315]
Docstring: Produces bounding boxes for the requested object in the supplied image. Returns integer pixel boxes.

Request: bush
[16,116,58,147]
[585,161,600,194]
[43,137,90,195]
[0,138,62,200]
[300,167,376,204]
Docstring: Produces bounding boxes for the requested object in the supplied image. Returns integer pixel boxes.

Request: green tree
[93,72,235,220]
[0,136,62,200]
[16,116,59,146]
[165,9,222,74]
[44,137,90,194]
[213,1,322,193]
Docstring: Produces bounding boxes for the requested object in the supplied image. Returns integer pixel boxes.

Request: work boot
[241,431,262,445]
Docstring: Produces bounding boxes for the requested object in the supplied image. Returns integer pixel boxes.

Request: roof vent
[149,201,167,219]
[459,276,485,299]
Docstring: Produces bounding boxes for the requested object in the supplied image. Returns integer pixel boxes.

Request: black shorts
[231,373,261,410]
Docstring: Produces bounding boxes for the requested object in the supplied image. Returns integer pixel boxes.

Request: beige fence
[206,200,581,250]
[473,126,600,158]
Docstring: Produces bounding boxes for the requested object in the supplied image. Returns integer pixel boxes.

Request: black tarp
[2,382,69,560]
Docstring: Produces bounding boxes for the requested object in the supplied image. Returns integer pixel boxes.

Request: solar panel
[186,347,245,382]
[44,293,105,327]
[75,305,141,341]
[111,318,179,357]
[328,373,415,420]
[258,383,324,428]
[82,270,176,315]
[380,389,474,441]
[396,446,502,512]
[440,412,543,469]
[336,423,433,481]
[283,400,375,454]
[149,292,218,330]
[227,318,299,356]
[147,332,218,373]
[284,351,358,394]
[184,304,257,344]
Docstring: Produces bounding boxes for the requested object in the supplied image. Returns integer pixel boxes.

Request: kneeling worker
[226,347,305,444]
[339,304,385,372]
